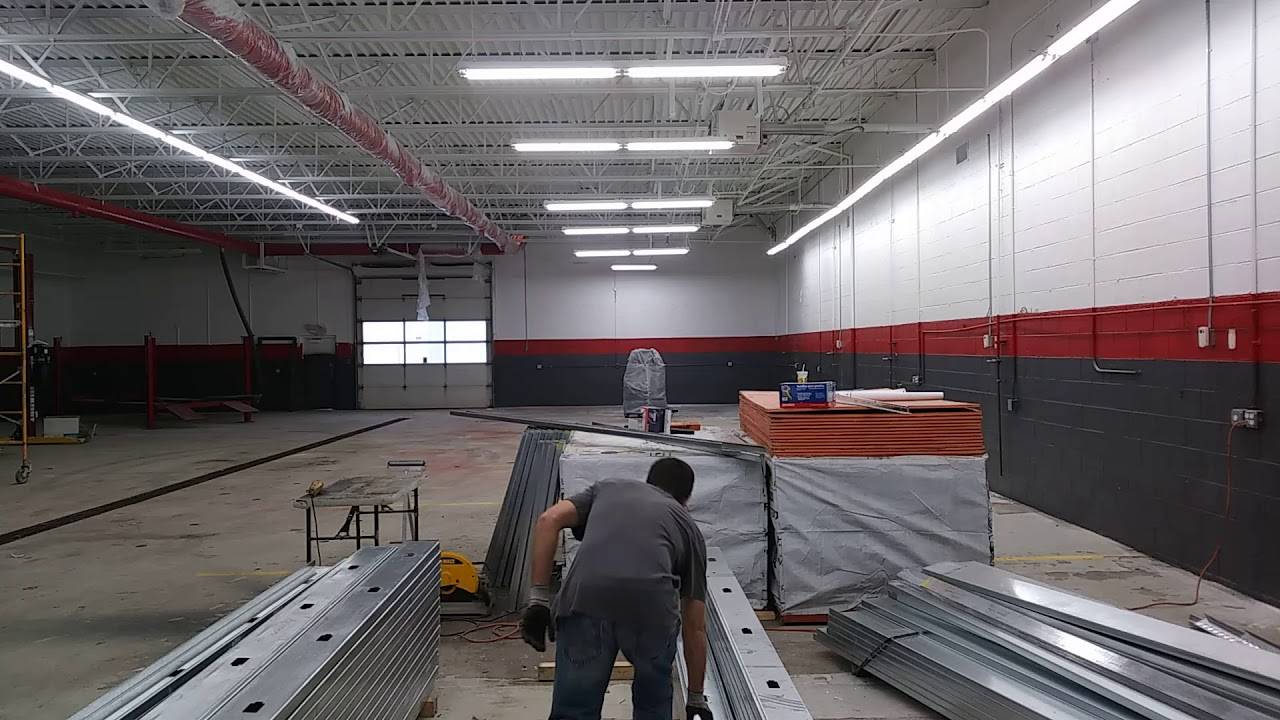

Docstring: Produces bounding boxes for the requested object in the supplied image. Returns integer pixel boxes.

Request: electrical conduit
[149,0,521,253]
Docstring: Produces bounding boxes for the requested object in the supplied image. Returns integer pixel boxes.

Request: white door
[356,275,492,409]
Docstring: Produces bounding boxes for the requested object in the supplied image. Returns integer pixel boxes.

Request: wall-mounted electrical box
[1231,408,1263,429]
[1197,326,1214,348]
[713,111,760,149]
[703,198,734,226]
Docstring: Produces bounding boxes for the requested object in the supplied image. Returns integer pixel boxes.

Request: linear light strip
[632,247,690,256]
[513,140,732,153]
[543,198,714,211]
[460,59,785,81]
[766,0,1141,256]
[631,225,699,234]
[563,226,631,236]
[0,60,358,225]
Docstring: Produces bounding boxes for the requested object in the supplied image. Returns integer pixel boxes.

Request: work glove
[520,585,555,652]
[687,692,713,720]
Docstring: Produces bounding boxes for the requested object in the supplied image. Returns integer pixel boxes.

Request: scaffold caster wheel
[14,461,30,485]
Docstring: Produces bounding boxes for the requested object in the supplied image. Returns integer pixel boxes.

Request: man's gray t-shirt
[556,480,707,631]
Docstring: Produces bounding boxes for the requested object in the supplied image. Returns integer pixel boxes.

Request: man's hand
[520,585,555,652]
[686,692,713,720]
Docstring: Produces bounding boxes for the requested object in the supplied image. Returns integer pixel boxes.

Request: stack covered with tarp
[559,429,768,607]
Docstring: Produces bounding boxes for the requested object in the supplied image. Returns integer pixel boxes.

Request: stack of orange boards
[738,390,985,458]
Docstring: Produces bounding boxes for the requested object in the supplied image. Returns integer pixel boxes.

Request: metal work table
[293,462,423,564]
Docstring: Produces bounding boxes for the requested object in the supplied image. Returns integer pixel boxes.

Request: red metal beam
[262,242,503,256]
[0,175,257,254]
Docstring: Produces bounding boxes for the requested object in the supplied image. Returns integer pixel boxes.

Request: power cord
[442,613,523,643]
[1128,420,1244,612]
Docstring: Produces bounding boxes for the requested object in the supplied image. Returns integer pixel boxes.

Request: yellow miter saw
[440,550,487,614]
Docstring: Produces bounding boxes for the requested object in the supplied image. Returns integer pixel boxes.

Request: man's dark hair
[647,457,695,504]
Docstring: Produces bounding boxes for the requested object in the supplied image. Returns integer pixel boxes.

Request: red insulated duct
[0,175,257,254]
[154,0,522,253]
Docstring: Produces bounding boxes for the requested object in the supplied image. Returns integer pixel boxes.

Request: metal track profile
[69,567,330,720]
[678,547,813,720]
[1191,615,1280,655]
[483,428,570,614]
[816,565,1280,720]
[71,543,442,720]
[923,561,1280,693]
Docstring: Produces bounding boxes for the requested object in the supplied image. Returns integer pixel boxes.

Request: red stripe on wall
[58,341,302,365]
[497,291,1280,363]
[494,335,781,357]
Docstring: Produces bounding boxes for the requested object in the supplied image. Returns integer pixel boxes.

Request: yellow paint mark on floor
[197,570,293,578]
[995,553,1105,563]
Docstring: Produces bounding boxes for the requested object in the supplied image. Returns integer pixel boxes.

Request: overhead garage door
[356,274,491,409]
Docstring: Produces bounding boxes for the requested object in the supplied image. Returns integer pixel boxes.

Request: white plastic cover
[559,430,768,607]
[622,348,667,414]
[770,455,993,616]
[416,251,431,321]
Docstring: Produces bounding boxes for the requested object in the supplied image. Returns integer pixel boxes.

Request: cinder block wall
[492,238,787,406]
[775,0,1280,602]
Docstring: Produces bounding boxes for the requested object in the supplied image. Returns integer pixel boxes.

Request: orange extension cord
[442,614,523,643]
[1128,421,1244,612]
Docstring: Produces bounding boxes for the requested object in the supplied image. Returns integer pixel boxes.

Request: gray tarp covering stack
[818,561,1280,720]
[71,543,442,720]
[770,456,992,616]
[559,430,768,607]
[484,428,571,614]
[622,348,667,415]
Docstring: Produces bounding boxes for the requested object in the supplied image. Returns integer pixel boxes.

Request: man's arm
[519,499,580,652]
[531,499,579,587]
[681,598,708,695]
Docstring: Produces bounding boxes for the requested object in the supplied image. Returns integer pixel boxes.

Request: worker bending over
[521,457,711,720]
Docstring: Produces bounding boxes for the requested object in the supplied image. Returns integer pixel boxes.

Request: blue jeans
[549,613,679,720]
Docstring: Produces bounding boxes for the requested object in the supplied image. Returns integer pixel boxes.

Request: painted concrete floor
[1,406,1278,720]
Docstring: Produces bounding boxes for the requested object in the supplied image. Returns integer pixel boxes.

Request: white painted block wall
[779,0,1280,335]
[56,250,355,345]
[494,236,782,341]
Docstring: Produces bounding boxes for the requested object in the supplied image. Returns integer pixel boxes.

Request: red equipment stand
[143,335,258,429]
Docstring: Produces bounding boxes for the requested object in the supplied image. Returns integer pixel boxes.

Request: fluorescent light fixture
[632,247,690,256]
[766,0,1142,256]
[460,65,620,80]
[629,198,714,210]
[624,60,787,79]
[574,249,633,258]
[0,59,358,225]
[563,226,631,236]
[611,264,658,271]
[632,225,699,234]
[544,200,629,212]
[625,139,734,152]
[512,141,621,152]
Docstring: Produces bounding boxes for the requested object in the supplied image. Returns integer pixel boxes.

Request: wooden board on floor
[537,659,633,682]
[779,612,829,625]
[417,695,438,718]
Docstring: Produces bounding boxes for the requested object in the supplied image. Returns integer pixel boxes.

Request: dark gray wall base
[493,351,788,407]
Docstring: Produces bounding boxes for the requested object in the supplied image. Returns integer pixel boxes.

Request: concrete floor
[2,406,1278,720]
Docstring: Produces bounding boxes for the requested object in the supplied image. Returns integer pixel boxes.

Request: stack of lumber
[738,390,984,457]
